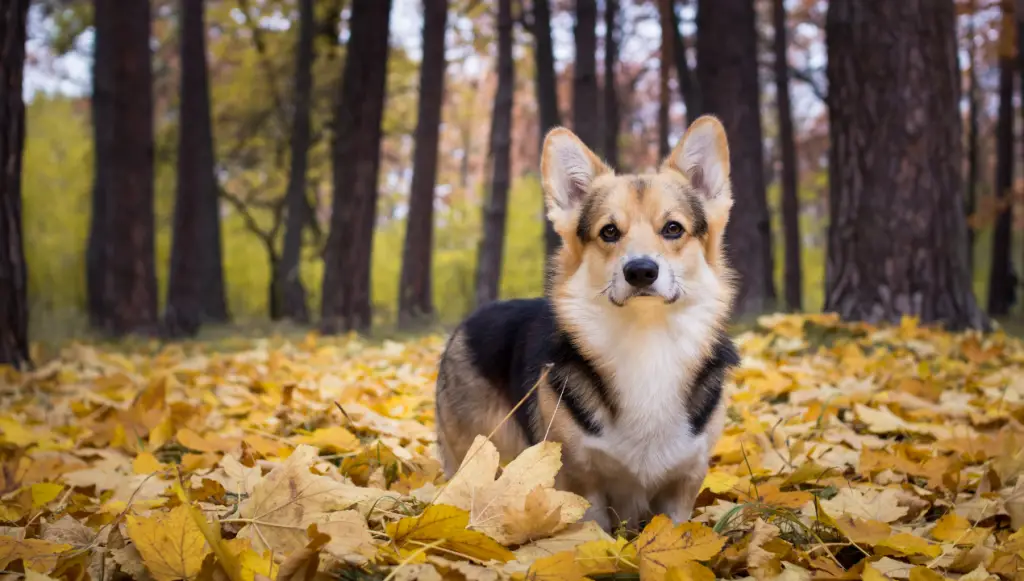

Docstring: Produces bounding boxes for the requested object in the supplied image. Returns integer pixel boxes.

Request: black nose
[623,258,659,288]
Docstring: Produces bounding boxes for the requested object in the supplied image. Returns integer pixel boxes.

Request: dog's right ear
[541,128,611,234]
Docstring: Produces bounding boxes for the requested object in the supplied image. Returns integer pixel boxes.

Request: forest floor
[1,314,1023,581]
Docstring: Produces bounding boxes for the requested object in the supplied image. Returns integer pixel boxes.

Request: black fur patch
[687,192,709,238]
[575,186,610,242]
[460,299,610,441]
[686,333,740,435]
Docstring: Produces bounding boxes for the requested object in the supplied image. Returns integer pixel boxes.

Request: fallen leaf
[126,504,212,581]
[385,504,514,564]
[634,516,726,581]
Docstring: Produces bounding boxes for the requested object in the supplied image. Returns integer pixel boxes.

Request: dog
[434,115,739,531]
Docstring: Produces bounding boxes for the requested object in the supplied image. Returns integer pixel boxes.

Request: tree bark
[773,0,801,312]
[533,0,562,261]
[0,0,30,368]
[475,0,515,308]
[398,0,448,329]
[275,0,315,323]
[988,10,1016,317]
[103,0,158,336]
[87,0,114,329]
[965,6,978,274]
[658,0,673,159]
[697,0,774,315]
[824,0,987,330]
[602,0,620,169]
[573,0,600,150]
[670,0,700,124]
[166,0,228,336]
[321,0,392,333]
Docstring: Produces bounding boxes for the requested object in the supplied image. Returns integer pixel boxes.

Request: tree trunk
[87,0,114,329]
[965,5,978,274]
[474,0,515,308]
[166,0,228,336]
[773,0,801,312]
[988,8,1016,317]
[103,0,158,336]
[398,0,448,329]
[0,0,30,368]
[321,0,392,333]
[824,0,987,330]
[573,0,600,150]
[602,0,620,169]
[697,0,774,315]
[658,0,672,159]
[533,0,562,261]
[671,0,700,124]
[275,0,315,323]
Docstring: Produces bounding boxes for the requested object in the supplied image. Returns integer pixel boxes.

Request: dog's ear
[662,115,731,202]
[541,127,611,233]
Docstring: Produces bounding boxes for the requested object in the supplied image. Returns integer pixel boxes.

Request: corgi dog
[435,116,739,531]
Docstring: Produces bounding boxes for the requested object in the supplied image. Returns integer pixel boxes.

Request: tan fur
[436,115,737,530]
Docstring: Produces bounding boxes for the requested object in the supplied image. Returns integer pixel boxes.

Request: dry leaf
[126,505,212,581]
[634,516,726,581]
[386,505,514,564]
[433,437,588,544]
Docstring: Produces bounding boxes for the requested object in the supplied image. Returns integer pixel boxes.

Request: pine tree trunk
[321,0,392,334]
[965,7,978,274]
[697,0,774,315]
[825,0,987,330]
[166,0,227,336]
[533,0,562,261]
[276,0,315,323]
[104,0,158,336]
[658,0,672,159]
[398,0,448,329]
[670,0,700,124]
[87,0,114,329]
[602,0,620,169]
[573,0,600,150]
[773,0,801,311]
[474,0,515,308]
[988,42,1016,316]
[0,0,30,368]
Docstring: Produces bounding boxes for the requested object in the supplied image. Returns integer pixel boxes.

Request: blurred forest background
[0,0,1020,359]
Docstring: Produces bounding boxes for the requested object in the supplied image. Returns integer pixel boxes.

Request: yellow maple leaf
[930,513,989,545]
[665,562,716,581]
[132,452,165,475]
[634,516,726,581]
[294,426,360,453]
[700,470,739,494]
[575,537,639,576]
[385,504,513,564]
[125,505,211,581]
[432,436,589,544]
[29,483,64,508]
[908,566,950,581]
[834,515,892,545]
[523,551,587,581]
[0,537,71,573]
[876,533,942,558]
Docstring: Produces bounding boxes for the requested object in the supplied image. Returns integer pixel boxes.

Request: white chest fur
[568,295,720,491]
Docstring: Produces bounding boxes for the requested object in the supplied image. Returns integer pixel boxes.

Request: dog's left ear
[662,115,731,203]
[541,127,611,234]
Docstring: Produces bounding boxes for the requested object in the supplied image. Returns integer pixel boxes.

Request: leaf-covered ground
[1,314,1023,581]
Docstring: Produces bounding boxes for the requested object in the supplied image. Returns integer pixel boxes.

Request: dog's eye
[661,221,685,239]
[599,224,620,242]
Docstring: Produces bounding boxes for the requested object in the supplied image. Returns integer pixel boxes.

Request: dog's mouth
[607,288,682,307]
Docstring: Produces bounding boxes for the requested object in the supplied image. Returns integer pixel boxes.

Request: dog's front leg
[654,468,707,525]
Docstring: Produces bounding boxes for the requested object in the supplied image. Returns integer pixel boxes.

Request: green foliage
[22,96,92,335]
